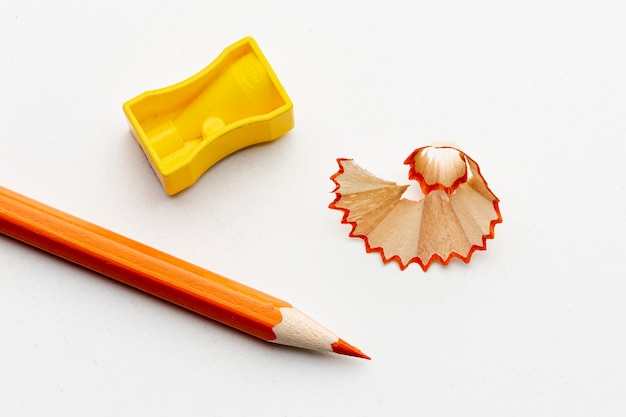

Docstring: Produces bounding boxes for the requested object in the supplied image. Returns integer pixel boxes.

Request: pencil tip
[332,338,371,360]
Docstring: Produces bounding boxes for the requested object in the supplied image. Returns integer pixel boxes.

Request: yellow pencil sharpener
[123,37,294,195]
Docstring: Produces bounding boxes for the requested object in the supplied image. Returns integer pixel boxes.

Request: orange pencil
[0,186,368,359]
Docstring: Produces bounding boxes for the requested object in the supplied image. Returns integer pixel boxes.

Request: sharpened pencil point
[332,338,371,360]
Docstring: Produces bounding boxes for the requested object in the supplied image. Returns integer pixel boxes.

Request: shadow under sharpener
[123,37,294,195]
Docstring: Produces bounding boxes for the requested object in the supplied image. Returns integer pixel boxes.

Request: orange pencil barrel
[0,186,289,342]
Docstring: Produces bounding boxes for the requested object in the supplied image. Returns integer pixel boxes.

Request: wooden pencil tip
[332,338,371,360]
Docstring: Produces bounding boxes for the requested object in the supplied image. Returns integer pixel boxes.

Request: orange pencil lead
[332,339,371,360]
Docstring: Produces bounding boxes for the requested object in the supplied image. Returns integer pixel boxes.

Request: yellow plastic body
[123,37,294,195]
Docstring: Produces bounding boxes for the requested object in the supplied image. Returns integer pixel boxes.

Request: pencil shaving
[329,146,502,271]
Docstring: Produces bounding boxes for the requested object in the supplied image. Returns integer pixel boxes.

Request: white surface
[1,0,625,415]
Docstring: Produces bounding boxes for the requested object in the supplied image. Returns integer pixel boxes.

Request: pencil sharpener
[123,37,294,195]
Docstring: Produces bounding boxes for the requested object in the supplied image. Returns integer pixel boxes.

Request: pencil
[0,186,369,359]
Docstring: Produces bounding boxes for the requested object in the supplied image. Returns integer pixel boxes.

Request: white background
[1,1,625,415]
